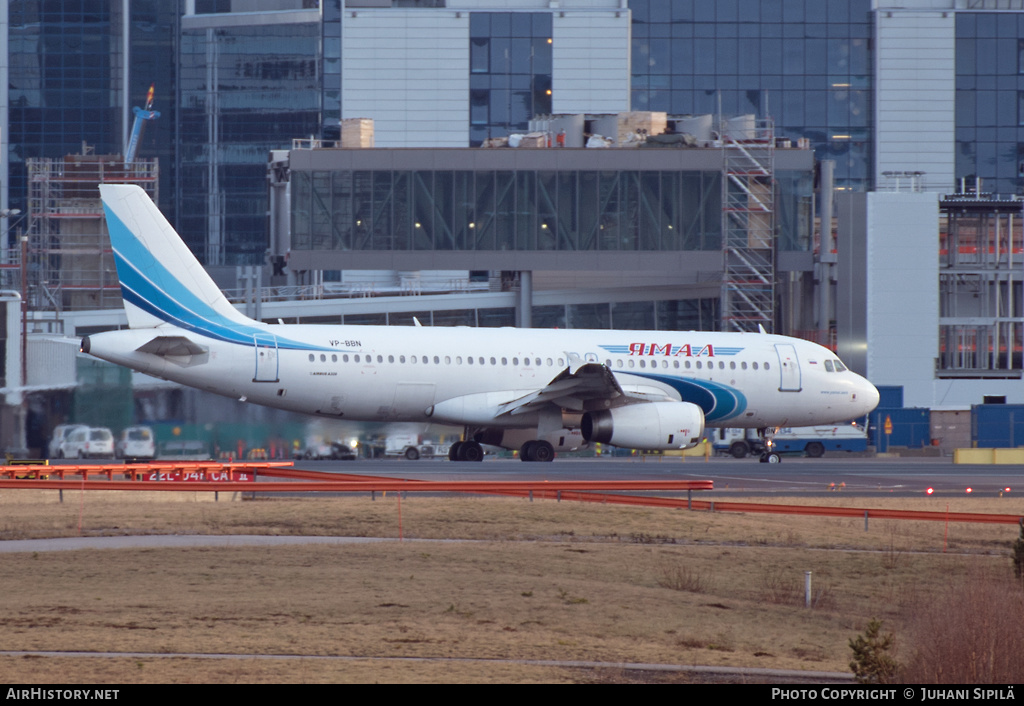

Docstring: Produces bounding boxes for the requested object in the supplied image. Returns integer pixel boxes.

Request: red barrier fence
[2,463,1020,526]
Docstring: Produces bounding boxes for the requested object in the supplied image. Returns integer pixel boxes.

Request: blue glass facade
[629,0,873,190]
[954,13,1024,195]
[128,2,180,224]
[7,1,178,224]
[321,0,341,141]
[177,18,320,264]
[8,0,120,217]
[469,12,552,147]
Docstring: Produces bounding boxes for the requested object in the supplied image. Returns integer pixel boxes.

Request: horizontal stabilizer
[135,335,209,357]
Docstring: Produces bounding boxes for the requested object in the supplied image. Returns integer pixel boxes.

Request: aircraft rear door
[774,343,801,392]
[253,332,279,383]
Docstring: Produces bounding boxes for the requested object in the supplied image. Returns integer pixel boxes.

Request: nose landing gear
[757,427,781,464]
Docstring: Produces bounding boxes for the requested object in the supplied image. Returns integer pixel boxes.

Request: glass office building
[178,10,320,265]
[954,12,1024,196]
[629,0,873,191]
[7,1,121,210]
[6,2,175,214]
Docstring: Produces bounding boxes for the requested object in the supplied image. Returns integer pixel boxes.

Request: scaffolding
[26,148,158,315]
[720,116,776,333]
[938,195,1024,376]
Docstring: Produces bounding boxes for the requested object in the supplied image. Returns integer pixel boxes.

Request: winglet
[758,324,768,334]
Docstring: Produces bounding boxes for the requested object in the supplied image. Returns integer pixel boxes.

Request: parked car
[300,439,357,460]
[61,427,115,459]
[158,440,210,461]
[330,441,358,461]
[48,424,87,459]
[116,426,156,460]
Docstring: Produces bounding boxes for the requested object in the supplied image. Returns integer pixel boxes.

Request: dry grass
[1,490,1018,552]
[897,568,1024,682]
[0,491,1020,683]
[0,656,576,684]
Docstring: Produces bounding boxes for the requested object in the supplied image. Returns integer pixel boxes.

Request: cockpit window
[824,360,834,372]
[834,360,847,372]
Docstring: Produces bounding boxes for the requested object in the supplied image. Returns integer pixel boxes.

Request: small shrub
[849,618,898,684]
[881,521,909,572]
[656,563,711,593]
[757,566,801,605]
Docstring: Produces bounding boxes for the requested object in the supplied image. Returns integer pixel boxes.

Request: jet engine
[581,401,705,450]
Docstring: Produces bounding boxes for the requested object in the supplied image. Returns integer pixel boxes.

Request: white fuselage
[84,324,879,430]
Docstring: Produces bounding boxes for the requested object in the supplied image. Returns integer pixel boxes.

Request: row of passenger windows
[305,352,775,371]
[309,353,565,366]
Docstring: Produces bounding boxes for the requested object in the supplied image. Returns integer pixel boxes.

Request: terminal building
[6,0,1024,454]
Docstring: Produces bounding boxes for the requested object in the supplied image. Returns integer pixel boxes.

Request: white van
[61,427,115,459]
[116,426,156,460]
[48,424,87,459]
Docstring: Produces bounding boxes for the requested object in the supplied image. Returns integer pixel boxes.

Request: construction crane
[124,84,160,164]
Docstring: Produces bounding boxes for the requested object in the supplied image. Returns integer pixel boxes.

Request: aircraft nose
[857,377,880,415]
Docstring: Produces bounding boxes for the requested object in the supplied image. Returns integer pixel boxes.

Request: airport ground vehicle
[300,440,357,460]
[714,424,868,459]
[47,424,87,459]
[158,440,210,460]
[116,425,156,460]
[60,427,115,459]
[385,434,450,460]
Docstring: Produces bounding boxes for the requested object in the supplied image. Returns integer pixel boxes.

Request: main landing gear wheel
[458,441,484,462]
[449,440,483,462]
[729,441,750,459]
[759,452,782,464]
[520,440,554,462]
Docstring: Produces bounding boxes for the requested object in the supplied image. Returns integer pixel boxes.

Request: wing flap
[495,355,627,416]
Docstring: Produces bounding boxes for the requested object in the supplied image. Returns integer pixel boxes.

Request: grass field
[0,490,1020,683]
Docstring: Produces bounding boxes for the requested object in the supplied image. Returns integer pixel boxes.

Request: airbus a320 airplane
[82,185,879,463]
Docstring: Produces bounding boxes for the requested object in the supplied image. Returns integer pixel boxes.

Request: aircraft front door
[253,333,279,383]
[774,343,801,392]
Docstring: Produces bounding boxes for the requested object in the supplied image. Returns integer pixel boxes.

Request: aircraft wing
[494,352,671,416]
[135,335,209,357]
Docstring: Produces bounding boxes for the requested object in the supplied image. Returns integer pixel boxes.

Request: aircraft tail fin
[100,184,253,331]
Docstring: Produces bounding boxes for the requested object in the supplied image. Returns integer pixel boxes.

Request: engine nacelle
[581,401,705,450]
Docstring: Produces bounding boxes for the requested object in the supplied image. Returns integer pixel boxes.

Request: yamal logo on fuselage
[599,343,743,357]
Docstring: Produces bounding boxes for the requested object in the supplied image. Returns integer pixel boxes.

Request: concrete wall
[836,192,869,377]
[551,10,630,114]
[930,409,972,456]
[874,5,956,191]
[341,10,471,147]
[864,192,940,402]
